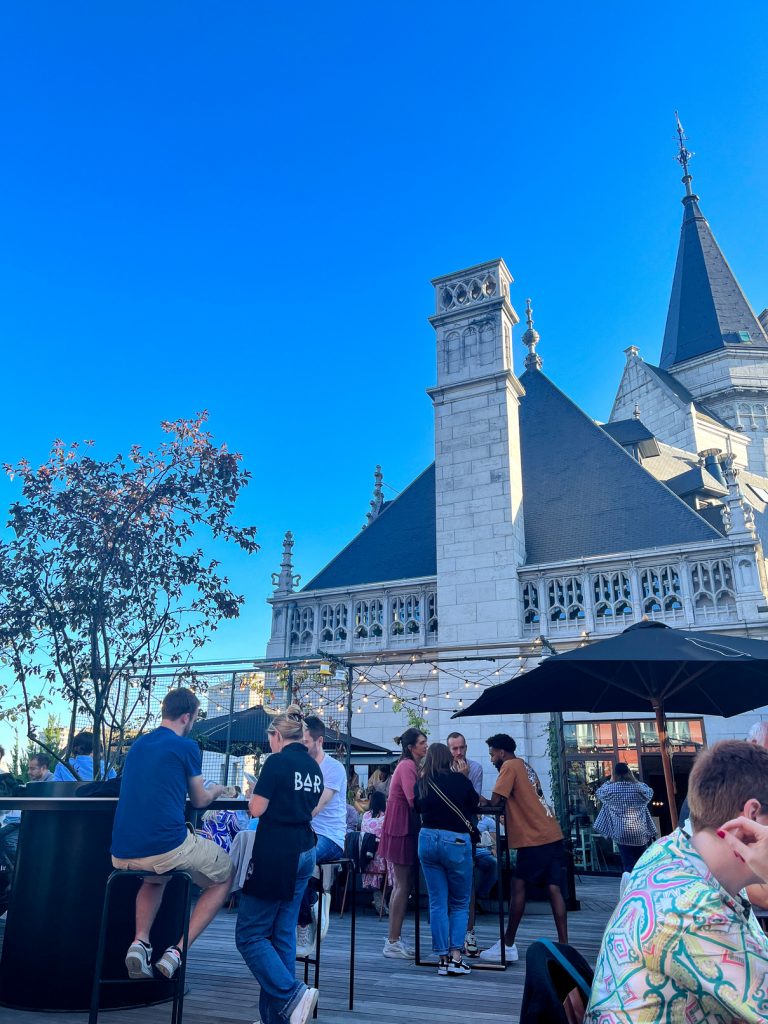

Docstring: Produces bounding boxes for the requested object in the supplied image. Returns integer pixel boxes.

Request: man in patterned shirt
[586,740,768,1022]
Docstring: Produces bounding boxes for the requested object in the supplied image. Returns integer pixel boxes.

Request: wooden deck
[1,876,618,1024]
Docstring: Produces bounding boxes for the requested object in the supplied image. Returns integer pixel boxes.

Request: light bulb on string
[431,666,437,675]
[444,692,450,699]
[421,695,427,703]
[458,698,464,707]
[363,695,369,703]
[374,702,379,710]
[464,679,471,688]
[474,681,480,688]
[357,706,363,714]
[424,708,430,716]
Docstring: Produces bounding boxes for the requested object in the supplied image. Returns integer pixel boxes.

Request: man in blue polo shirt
[111,687,232,980]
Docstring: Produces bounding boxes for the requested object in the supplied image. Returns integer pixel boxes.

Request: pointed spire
[522,298,542,370]
[271,530,301,594]
[363,465,384,528]
[660,115,768,368]
[674,112,699,204]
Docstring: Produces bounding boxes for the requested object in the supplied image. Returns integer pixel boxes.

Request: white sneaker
[125,940,153,979]
[383,938,414,959]
[289,986,319,1024]
[296,923,315,958]
[479,938,518,962]
[464,929,479,957]
[156,945,182,978]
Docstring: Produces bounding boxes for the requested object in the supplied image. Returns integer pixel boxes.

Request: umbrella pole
[653,700,678,829]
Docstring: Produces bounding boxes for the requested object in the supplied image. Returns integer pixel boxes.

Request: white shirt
[312,754,347,850]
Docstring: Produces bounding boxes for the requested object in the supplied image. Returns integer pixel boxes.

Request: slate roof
[659,196,768,369]
[643,363,732,429]
[518,368,722,564]
[299,370,739,590]
[301,464,437,591]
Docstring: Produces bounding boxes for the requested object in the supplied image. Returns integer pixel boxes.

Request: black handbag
[427,780,480,845]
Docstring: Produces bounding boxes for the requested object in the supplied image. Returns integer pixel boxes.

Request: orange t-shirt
[492,757,563,849]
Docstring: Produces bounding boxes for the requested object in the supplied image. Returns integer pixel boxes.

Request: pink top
[381,758,418,839]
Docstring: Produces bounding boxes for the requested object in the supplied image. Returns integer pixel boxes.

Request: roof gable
[518,369,722,564]
[301,464,436,591]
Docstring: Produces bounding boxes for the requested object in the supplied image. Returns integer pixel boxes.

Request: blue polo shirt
[52,755,117,781]
[111,726,201,859]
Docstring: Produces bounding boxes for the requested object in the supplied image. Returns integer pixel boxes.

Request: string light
[458,698,464,707]
[373,702,379,710]
[444,692,450,699]
[464,679,471,688]
[363,695,369,703]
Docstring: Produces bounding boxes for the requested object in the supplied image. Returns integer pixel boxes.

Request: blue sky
[0,0,767,706]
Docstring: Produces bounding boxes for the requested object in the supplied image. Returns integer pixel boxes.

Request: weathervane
[674,112,698,201]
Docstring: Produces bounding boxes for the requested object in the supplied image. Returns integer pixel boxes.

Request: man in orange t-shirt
[479,733,567,963]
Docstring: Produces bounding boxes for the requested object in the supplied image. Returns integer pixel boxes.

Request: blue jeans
[475,847,497,898]
[418,828,473,957]
[298,833,343,927]
[236,847,316,1024]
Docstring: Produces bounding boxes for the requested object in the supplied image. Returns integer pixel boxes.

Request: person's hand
[452,757,469,776]
[718,817,768,880]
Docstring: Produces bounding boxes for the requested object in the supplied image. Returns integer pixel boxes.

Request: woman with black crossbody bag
[414,742,480,977]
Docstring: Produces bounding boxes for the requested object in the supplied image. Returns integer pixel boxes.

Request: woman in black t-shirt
[414,742,479,977]
[235,706,323,1024]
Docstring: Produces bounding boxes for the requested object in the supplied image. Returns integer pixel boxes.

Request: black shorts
[513,840,566,888]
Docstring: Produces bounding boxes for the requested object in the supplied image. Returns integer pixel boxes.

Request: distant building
[262,122,768,864]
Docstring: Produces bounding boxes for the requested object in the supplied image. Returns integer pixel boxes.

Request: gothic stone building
[263,139,768,854]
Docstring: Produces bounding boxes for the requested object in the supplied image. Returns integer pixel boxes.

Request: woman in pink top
[379,728,428,959]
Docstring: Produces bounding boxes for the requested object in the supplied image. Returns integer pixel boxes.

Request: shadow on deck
[1,875,618,1024]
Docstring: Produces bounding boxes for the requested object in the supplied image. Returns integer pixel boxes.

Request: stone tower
[427,259,526,647]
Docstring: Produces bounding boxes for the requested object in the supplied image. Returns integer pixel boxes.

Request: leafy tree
[0,413,258,778]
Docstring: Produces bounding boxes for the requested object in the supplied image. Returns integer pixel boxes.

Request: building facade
[262,128,768,864]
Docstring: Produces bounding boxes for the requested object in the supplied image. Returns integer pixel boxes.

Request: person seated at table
[586,740,768,1022]
[111,687,232,981]
[28,753,54,784]
[360,790,389,915]
[474,815,498,910]
[52,731,117,782]
[198,806,242,852]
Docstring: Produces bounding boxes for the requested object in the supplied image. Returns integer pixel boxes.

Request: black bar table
[0,795,243,1012]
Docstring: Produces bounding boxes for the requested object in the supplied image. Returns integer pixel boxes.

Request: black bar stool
[296,856,356,1014]
[89,868,194,1024]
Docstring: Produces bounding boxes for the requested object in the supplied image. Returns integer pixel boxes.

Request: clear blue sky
[0,0,767,679]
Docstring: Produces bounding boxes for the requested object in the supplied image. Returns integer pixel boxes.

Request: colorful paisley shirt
[585,830,768,1023]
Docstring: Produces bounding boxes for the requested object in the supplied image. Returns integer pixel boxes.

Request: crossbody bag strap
[427,779,474,832]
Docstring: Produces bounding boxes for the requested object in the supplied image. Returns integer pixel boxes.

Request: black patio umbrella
[453,620,768,826]
[191,704,390,759]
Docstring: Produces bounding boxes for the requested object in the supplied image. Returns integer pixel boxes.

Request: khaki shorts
[112,829,233,889]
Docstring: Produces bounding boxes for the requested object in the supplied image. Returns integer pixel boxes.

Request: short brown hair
[687,740,768,831]
[161,687,200,721]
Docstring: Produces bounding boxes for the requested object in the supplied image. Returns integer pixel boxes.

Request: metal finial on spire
[674,112,699,203]
[364,465,384,528]
[633,404,641,421]
[521,297,542,370]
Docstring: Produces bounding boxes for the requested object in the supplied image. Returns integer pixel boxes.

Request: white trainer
[382,938,414,959]
[479,938,519,962]
[125,940,153,979]
[156,945,182,979]
[289,986,319,1024]
[295,924,315,958]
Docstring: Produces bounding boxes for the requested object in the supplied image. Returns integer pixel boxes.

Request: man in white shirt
[297,716,346,954]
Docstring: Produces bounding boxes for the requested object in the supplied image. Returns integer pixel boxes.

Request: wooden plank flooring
[0,876,618,1024]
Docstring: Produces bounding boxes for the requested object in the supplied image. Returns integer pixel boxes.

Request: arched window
[320,602,348,642]
[391,595,421,637]
[592,572,633,629]
[427,592,438,635]
[522,582,540,633]
[690,559,736,622]
[289,606,314,650]
[545,576,585,632]
[353,599,383,639]
[640,565,684,621]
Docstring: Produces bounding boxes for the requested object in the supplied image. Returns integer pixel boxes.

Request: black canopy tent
[453,620,768,828]
[191,704,393,762]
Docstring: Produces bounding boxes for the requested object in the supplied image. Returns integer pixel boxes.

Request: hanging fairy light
[374,702,379,710]
[444,691,450,699]
[363,695,369,703]
[458,698,464,707]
